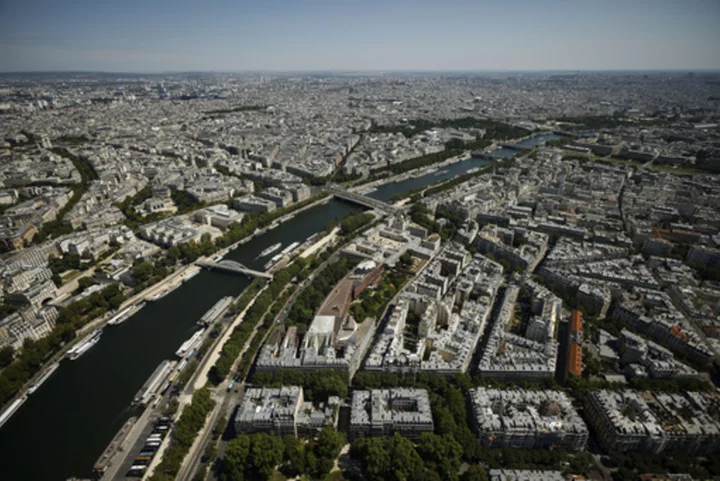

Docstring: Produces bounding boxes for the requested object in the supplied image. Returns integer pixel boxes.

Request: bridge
[500,143,533,152]
[326,185,398,214]
[197,259,273,280]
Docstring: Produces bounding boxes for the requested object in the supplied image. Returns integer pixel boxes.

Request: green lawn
[60,269,80,281]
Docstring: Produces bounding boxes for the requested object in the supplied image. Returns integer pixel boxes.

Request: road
[175,382,245,481]
[174,388,224,481]
[189,286,269,393]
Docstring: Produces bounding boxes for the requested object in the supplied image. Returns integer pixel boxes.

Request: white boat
[148,283,179,302]
[66,329,102,361]
[198,296,234,326]
[257,242,282,259]
[0,396,27,428]
[265,251,285,269]
[27,362,60,395]
[149,292,163,302]
[279,241,300,256]
[183,270,200,282]
[107,302,145,326]
[175,330,204,358]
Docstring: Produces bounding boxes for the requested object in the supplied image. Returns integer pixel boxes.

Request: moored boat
[66,329,103,361]
[257,242,282,259]
[27,362,60,395]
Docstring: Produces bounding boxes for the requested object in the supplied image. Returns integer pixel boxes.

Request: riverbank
[0,194,337,420]
[0,260,199,423]
[212,193,334,260]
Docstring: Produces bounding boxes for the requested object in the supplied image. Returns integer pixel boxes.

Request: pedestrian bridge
[197,259,273,280]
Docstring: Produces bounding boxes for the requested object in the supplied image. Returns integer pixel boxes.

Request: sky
[0,0,719,73]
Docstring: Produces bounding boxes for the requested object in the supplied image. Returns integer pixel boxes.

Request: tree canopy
[218,428,345,481]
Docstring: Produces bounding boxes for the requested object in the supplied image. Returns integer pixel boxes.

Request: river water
[515,133,561,149]
[0,134,565,480]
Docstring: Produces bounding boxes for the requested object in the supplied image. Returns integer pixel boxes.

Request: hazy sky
[1,0,718,72]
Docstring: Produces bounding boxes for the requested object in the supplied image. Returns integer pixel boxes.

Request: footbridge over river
[197,259,273,279]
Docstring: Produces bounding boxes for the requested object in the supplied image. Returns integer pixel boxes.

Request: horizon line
[1,68,720,76]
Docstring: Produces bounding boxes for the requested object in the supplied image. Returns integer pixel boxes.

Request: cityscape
[1,2,720,481]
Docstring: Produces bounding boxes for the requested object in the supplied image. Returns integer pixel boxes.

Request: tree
[0,346,14,368]
[461,465,489,481]
[417,433,463,481]
[352,434,425,481]
[213,414,227,441]
[132,260,154,284]
[221,435,251,481]
[339,212,374,235]
[249,432,284,480]
[167,246,180,263]
[202,442,217,463]
[150,387,215,481]
[109,294,125,310]
[398,252,414,270]
[163,398,179,417]
[352,437,390,481]
[386,433,425,481]
[309,428,346,478]
[251,371,349,402]
[77,276,97,292]
[283,435,306,476]
[443,387,466,424]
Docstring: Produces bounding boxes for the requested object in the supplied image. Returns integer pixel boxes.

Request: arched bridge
[197,259,273,279]
[218,259,248,270]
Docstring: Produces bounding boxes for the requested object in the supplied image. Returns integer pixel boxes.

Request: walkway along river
[0,138,559,479]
